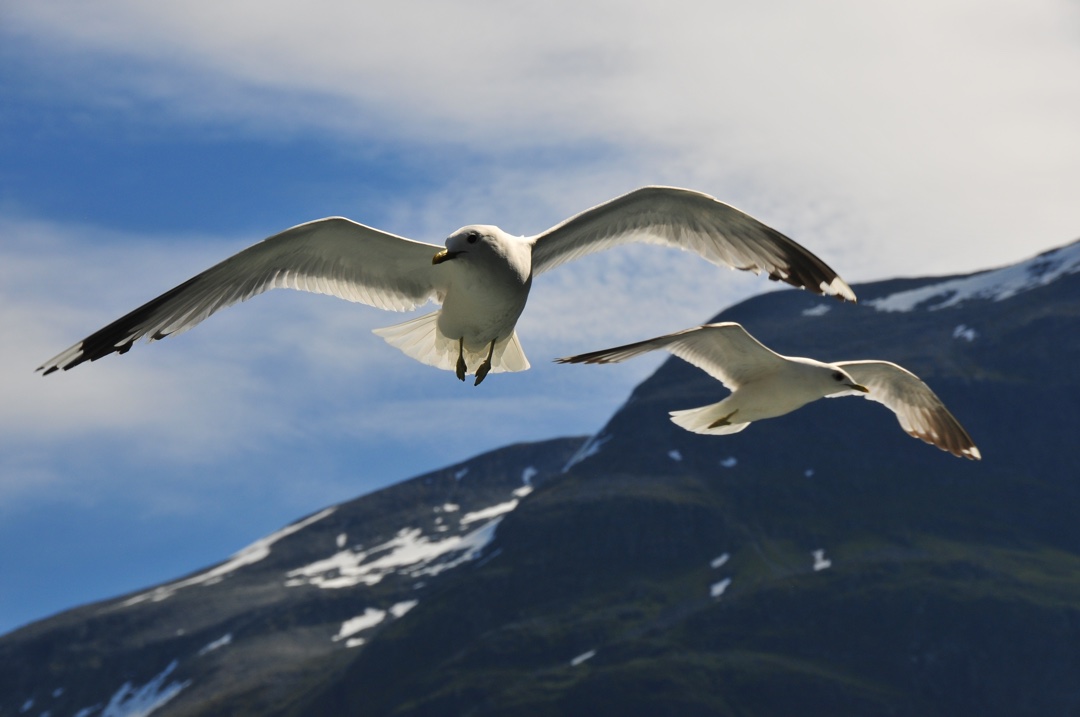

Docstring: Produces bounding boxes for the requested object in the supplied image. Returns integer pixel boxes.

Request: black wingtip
[554,353,610,365]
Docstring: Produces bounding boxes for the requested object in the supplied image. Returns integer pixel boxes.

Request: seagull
[557,322,980,460]
[38,186,855,385]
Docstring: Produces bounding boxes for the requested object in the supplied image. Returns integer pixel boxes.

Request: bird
[556,322,980,460]
[37,186,856,386]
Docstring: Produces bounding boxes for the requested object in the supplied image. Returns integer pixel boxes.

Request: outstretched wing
[38,218,445,374]
[835,360,981,460]
[557,322,786,390]
[530,186,856,301]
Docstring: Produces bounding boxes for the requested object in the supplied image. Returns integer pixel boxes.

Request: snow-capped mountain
[3,239,1080,717]
[868,239,1080,312]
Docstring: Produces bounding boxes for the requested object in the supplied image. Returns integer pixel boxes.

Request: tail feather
[669,403,750,435]
[491,331,530,373]
[373,312,530,375]
[373,312,453,370]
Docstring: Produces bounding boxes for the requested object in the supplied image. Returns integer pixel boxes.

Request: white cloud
[1,218,285,451]
[5,0,1078,279]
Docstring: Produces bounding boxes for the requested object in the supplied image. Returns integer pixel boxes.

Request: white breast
[436,231,533,351]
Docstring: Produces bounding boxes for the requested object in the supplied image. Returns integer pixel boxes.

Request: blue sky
[2,0,1078,635]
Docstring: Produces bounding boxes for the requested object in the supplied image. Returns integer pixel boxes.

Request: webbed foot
[473,339,497,386]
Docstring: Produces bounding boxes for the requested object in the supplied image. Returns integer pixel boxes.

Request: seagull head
[825,367,869,396]
[433,225,499,264]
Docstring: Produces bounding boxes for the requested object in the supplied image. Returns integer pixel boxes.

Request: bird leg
[473,339,497,386]
[708,410,739,429]
[455,338,467,382]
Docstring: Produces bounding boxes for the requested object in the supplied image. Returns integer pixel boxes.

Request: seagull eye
[467,233,479,244]
[832,371,844,381]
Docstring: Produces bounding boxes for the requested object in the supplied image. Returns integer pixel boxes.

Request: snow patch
[454,467,469,480]
[668,449,683,462]
[804,468,815,478]
[570,650,596,666]
[710,578,732,598]
[952,324,977,341]
[52,688,64,698]
[333,601,420,648]
[563,433,612,472]
[436,503,460,513]
[390,599,419,618]
[460,499,519,526]
[336,533,347,549]
[511,485,534,498]
[285,517,502,589]
[801,303,831,317]
[20,699,33,713]
[813,549,832,571]
[122,508,335,606]
[101,660,190,717]
[521,466,538,485]
[74,708,101,717]
[333,608,386,642]
[197,633,232,656]
[720,456,737,468]
[869,243,1080,313]
[710,553,730,569]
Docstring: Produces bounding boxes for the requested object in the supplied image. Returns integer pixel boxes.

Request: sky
[2,0,1078,635]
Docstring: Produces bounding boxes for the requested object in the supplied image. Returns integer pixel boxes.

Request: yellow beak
[432,249,461,265]
[848,383,869,393]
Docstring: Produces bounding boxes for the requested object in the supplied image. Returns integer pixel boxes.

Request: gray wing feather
[557,322,786,390]
[38,218,443,374]
[836,360,981,460]
[531,186,856,301]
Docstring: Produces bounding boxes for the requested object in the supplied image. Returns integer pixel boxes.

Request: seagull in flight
[38,186,855,385]
[557,322,980,460]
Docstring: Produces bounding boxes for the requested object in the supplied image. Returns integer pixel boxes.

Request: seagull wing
[38,217,445,374]
[557,322,786,390]
[835,360,981,460]
[530,186,856,301]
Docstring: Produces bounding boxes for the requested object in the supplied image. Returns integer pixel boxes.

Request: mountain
[0,438,588,717]
[4,240,1080,716]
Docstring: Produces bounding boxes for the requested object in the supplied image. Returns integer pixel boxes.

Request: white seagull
[557,322,980,460]
[38,186,855,385]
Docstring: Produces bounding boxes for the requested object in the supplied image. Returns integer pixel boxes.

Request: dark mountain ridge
[4,239,1080,716]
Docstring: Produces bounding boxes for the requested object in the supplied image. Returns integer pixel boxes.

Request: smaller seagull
[37,186,855,385]
[557,322,980,460]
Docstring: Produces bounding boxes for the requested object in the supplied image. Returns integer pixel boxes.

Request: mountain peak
[868,237,1080,312]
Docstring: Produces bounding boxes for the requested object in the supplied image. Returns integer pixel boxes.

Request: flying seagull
[38,186,855,385]
[557,322,980,460]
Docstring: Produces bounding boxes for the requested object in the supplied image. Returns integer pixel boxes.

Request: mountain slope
[0,437,587,717]
[302,240,1080,716]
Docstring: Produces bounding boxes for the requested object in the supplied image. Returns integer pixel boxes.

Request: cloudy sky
[2,0,1078,634]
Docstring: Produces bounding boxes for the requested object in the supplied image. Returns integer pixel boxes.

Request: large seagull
[38,186,855,385]
[558,322,980,460]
